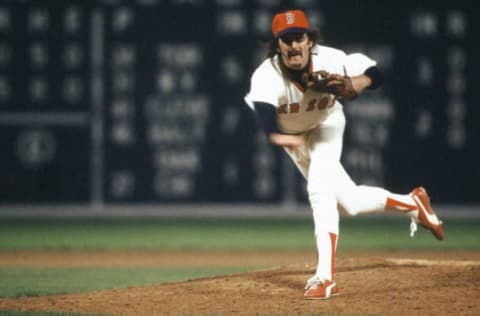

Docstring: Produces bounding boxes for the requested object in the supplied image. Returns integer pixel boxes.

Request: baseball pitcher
[244,9,444,300]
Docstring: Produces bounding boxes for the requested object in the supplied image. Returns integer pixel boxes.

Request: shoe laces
[305,276,329,290]
[409,214,443,238]
[409,217,418,238]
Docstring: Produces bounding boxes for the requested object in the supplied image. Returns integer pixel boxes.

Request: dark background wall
[0,0,477,207]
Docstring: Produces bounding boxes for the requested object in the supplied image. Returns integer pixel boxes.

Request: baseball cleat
[410,187,444,240]
[304,278,339,300]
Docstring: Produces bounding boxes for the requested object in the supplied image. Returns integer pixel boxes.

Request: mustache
[287,50,301,57]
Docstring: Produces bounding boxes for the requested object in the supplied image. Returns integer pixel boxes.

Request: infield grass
[0,217,314,251]
[0,266,249,298]
[0,216,478,251]
[0,216,479,316]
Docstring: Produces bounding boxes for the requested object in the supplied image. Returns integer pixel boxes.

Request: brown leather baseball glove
[303,69,358,100]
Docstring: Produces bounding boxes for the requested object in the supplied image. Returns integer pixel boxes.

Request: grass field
[1,216,478,251]
[0,215,479,316]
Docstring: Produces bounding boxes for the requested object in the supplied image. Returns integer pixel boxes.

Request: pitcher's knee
[308,189,335,210]
[338,203,361,216]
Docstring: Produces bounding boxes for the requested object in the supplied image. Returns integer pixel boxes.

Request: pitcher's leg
[337,185,417,216]
[305,157,341,299]
[334,164,444,240]
[313,231,337,281]
[303,106,345,299]
[334,163,417,216]
[305,159,339,300]
[304,232,339,300]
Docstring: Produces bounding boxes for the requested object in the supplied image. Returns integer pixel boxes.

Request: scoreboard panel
[0,1,477,207]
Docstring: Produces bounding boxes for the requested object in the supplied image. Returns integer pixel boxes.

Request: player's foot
[304,278,339,300]
[410,187,444,240]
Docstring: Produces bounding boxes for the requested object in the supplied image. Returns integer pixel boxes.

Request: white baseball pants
[286,104,416,281]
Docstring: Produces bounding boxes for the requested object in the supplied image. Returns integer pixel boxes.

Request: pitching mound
[1,251,479,316]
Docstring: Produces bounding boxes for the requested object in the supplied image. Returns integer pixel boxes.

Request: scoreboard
[0,0,477,207]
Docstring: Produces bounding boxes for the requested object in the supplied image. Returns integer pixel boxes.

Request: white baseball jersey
[245,44,376,134]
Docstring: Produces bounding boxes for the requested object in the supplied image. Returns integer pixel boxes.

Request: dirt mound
[1,254,479,316]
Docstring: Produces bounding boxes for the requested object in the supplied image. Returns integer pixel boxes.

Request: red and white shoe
[304,277,339,300]
[410,187,444,240]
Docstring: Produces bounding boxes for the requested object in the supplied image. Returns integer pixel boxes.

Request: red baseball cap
[272,10,310,38]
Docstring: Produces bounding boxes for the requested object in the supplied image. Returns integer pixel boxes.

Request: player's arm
[253,102,305,150]
[349,66,383,94]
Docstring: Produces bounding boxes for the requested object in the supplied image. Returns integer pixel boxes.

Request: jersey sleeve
[252,102,280,134]
[244,61,282,110]
[343,53,377,76]
[315,46,377,77]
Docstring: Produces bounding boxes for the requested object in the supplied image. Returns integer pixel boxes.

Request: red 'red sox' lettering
[279,98,332,114]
